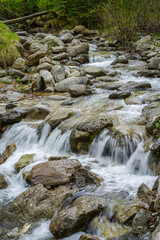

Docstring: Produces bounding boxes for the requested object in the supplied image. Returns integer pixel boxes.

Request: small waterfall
[89,55,108,63]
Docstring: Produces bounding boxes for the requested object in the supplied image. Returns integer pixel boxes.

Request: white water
[0,48,158,240]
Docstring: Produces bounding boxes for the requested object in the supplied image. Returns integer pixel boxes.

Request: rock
[69,84,92,97]
[0,143,16,165]
[119,81,151,91]
[84,67,105,77]
[73,25,95,35]
[152,224,160,240]
[21,75,31,84]
[145,107,160,134]
[74,167,103,188]
[14,154,36,172]
[137,183,155,207]
[39,56,53,64]
[60,33,73,43]
[47,109,73,130]
[111,56,128,65]
[105,84,122,90]
[0,174,8,189]
[52,46,66,53]
[31,73,44,91]
[109,91,131,99]
[96,76,118,83]
[24,159,82,187]
[40,70,55,89]
[134,35,152,51]
[55,76,89,92]
[148,57,160,69]
[53,52,70,61]
[68,70,81,78]
[51,65,65,83]
[68,43,89,58]
[0,70,7,77]
[36,63,53,72]
[49,195,106,238]
[70,117,113,153]
[26,51,46,66]
[26,104,51,120]
[0,184,74,228]
[71,39,81,46]
[8,68,24,78]
[79,234,100,240]
[93,217,131,240]
[29,42,47,54]
[73,54,89,64]
[138,70,160,77]
[44,35,64,46]
[132,210,152,234]
[152,177,160,194]
[150,138,160,152]
[116,203,145,224]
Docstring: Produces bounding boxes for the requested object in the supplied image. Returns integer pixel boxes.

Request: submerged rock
[14,154,36,172]
[69,84,92,97]
[137,183,155,207]
[132,210,152,234]
[109,91,131,99]
[0,174,8,189]
[80,234,101,240]
[49,196,106,238]
[0,143,16,165]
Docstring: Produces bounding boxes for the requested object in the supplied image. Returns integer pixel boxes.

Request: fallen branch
[2,11,50,24]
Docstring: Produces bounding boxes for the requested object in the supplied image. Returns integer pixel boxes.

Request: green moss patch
[0,22,20,68]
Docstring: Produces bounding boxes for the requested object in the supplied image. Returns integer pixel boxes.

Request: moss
[0,22,20,68]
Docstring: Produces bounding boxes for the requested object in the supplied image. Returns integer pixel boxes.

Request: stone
[51,65,65,83]
[68,70,81,78]
[138,70,160,77]
[60,33,73,43]
[21,75,31,84]
[44,35,64,46]
[26,51,46,66]
[52,46,66,53]
[150,138,160,152]
[134,35,152,51]
[8,68,24,78]
[73,54,89,64]
[29,42,47,54]
[68,43,89,58]
[0,184,74,228]
[12,58,26,71]
[0,174,8,189]
[74,167,103,188]
[79,234,100,240]
[111,56,128,65]
[0,70,7,77]
[132,210,152,234]
[137,183,155,207]
[53,52,69,61]
[49,195,106,238]
[55,76,89,92]
[26,104,51,120]
[96,76,118,83]
[109,91,131,99]
[39,56,52,64]
[14,154,36,172]
[0,143,16,165]
[145,107,160,134]
[70,117,113,153]
[152,224,160,240]
[31,73,44,91]
[73,25,95,35]
[36,63,53,72]
[84,67,105,77]
[24,159,82,187]
[40,70,55,89]
[148,57,160,69]
[69,84,92,97]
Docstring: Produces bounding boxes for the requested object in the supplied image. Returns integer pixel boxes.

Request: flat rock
[84,67,106,77]
[0,143,16,165]
[0,174,8,189]
[109,91,131,99]
[14,154,36,172]
[26,51,46,66]
[69,84,92,97]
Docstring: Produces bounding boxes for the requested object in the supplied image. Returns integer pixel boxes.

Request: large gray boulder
[60,33,73,43]
[69,84,92,97]
[68,43,89,58]
[40,70,55,91]
[84,66,106,77]
[26,51,46,66]
[51,65,65,83]
[44,35,64,46]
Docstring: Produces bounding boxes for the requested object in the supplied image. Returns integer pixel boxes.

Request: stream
[0,43,159,240]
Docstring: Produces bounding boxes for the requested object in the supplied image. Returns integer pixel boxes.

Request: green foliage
[153,119,160,138]
[16,77,21,83]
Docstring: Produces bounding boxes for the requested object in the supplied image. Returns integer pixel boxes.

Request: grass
[0,22,20,68]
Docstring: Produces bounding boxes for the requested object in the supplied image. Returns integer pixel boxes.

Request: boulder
[0,143,16,165]
[150,138,160,152]
[14,154,36,172]
[40,70,55,90]
[73,54,89,64]
[0,184,74,228]
[52,52,69,61]
[49,196,106,238]
[111,56,128,65]
[68,43,89,58]
[145,107,160,134]
[44,35,64,46]
[12,58,26,71]
[0,174,8,189]
[8,68,24,78]
[148,58,160,69]
[132,210,152,234]
[137,183,155,207]
[26,51,46,66]
[109,91,131,99]
[70,117,113,153]
[138,70,160,77]
[84,67,105,77]
[69,84,92,97]
[55,76,89,92]
[134,35,152,51]
[73,25,95,35]
[51,65,65,83]
[0,70,7,77]
[152,224,160,240]
[79,234,101,240]
[36,63,53,72]
[31,73,44,91]
[24,159,82,187]
[60,33,73,43]
[52,46,66,53]
[26,104,51,120]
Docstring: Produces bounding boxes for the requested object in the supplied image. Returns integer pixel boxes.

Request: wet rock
[152,177,160,194]
[73,25,95,35]
[69,84,92,97]
[5,102,17,110]
[137,183,155,207]
[60,33,73,43]
[105,84,122,90]
[47,109,73,130]
[111,56,128,65]
[26,51,46,66]
[152,224,160,240]
[68,43,89,58]
[40,70,55,90]
[79,234,100,240]
[44,35,64,46]
[36,63,53,72]
[14,154,36,172]
[132,210,152,234]
[24,159,81,187]
[74,167,103,188]
[73,54,89,64]
[70,117,113,153]
[53,52,69,61]
[12,58,26,71]
[84,67,106,77]
[0,174,8,189]
[145,107,160,134]
[49,195,106,238]
[55,76,89,92]
[109,91,131,99]
[26,104,51,120]
[116,203,145,224]
[52,46,66,53]
[51,65,65,83]
[93,217,131,240]
[0,184,74,228]
[119,81,151,91]
[148,57,160,69]
[0,143,16,165]
[96,76,118,83]
[150,138,160,152]
[138,70,160,77]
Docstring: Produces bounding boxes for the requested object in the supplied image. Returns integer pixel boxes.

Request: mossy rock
[14,154,36,172]
[0,22,20,68]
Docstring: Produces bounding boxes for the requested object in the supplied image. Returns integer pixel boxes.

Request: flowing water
[0,44,158,240]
